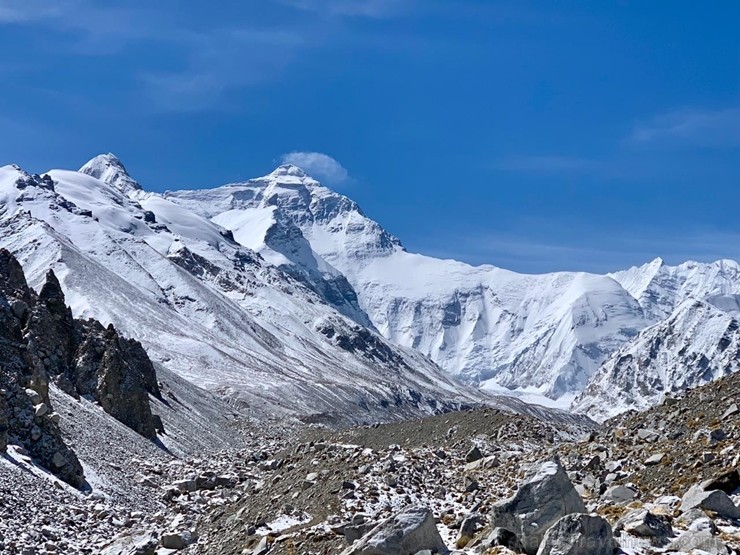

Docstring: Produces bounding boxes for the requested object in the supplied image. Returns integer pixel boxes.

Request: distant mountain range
[2,153,739,422]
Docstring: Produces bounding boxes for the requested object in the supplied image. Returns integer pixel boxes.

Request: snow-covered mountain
[572,298,740,421]
[5,153,740,422]
[166,165,740,414]
[166,166,648,406]
[609,257,740,321]
[0,156,501,426]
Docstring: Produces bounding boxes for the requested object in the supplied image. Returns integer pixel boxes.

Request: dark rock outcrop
[0,249,164,486]
[0,253,84,487]
[71,319,160,439]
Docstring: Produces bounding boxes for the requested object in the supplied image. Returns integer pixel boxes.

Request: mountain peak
[269,164,309,179]
[79,153,142,194]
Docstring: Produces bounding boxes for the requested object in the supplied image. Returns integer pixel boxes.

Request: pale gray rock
[535,514,613,555]
[340,506,448,555]
[101,532,158,555]
[681,485,740,519]
[617,508,672,539]
[604,484,637,503]
[489,460,586,555]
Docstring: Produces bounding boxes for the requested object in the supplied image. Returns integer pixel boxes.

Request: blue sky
[1,1,739,273]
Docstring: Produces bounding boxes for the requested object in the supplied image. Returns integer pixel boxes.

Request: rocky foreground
[3,371,740,554]
[190,382,740,555]
[1,239,739,554]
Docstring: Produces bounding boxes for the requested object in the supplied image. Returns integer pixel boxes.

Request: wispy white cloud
[494,155,598,174]
[0,0,70,23]
[277,0,409,18]
[0,2,316,111]
[626,107,740,149]
[281,152,350,185]
[0,1,160,50]
[497,104,740,180]
[141,28,309,111]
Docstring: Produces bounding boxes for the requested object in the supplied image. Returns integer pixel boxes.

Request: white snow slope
[166,165,740,415]
[166,166,647,405]
[0,155,589,427]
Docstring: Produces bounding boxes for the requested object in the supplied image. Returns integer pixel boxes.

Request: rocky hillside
[191,373,740,554]
[0,248,259,554]
[572,298,740,421]
[4,337,739,554]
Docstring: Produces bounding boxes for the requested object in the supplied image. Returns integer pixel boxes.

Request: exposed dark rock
[0,249,164,485]
[0,274,84,487]
[72,320,161,439]
[701,469,740,495]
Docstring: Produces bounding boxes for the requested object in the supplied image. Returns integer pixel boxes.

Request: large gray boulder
[681,485,740,519]
[536,514,613,555]
[340,506,448,555]
[489,460,586,554]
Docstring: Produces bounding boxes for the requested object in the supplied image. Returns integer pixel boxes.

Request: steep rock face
[71,319,161,439]
[0,250,84,486]
[572,299,740,421]
[27,270,76,398]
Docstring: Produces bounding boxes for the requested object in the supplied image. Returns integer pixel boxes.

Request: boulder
[465,446,483,463]
[701,469,740,495]
[101,532,158,555]
[617,508,672,539]
[681,485,740,519]
[479,528,524,553]
[722,403,739,420]
[644,453,665,466]
[456,513,482,546]
[340,506,448,555]
[252,536,270,555]
[489,460,586,554]
[604,484,637,503]
[535,514,613,555]
[160,531,195,550]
